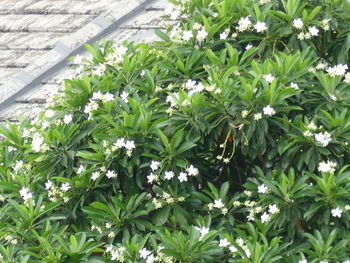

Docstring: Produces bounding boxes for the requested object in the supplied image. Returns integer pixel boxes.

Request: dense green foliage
[1,0,350,262]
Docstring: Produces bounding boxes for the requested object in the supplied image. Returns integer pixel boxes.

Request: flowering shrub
[1,0,350,262]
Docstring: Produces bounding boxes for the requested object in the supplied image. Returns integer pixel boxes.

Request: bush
[1,0,350,262]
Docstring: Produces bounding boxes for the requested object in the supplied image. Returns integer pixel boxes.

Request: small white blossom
[147,173,157,184]
[293,18,303,29]
[261,212,270,223]
[315,132,332,147]
[237,16,251,32]
[63,114,73,124]
[264,74,275,83]
[186,165,199,176]
[182,30,193,41]
[91,171,100,181]
[178,172,188,182]
[45,180,53,190]
[254,113,262,121]
[268,204,280,214]
[164,171,175,180]
[124,140,136,151]
[219,238,230,247]
[263,105,276,116]
[60,183,71,192]
[214,199,224,209]
[318,160,336,174]
[245,44,253,50]
[106,170,117,179]
[258,184,268,194]
[150,161,160,171]
[308,26,319,36]
[20,187,33,200]
[196,29,208,41]
[77,165,85,174]
[120,91,129,103]
[254,21,268,33]
[290,82,299,89]
[219,32,228,40]
[331,207,342,218]
[198,227,209,241]
[139,248,151,259]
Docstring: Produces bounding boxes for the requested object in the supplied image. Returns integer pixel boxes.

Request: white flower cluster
[208,198,228,215]
[45,180,70,203]
[182,79,205,96]
[318,160,336,174]
[147,160,198,185]
[326,64,348,77]
[84,91,115,120]
[315,131,332,147]
[31,132,49,152]
[139,248,155,263]
[4,235,18,245]
[105,45,128,65]
[106,244,126,262]
[102,138,136,158]
[151,192,185,209]
[219,237,250,258]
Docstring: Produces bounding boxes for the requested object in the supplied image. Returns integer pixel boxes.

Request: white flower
[290,82,299,89]
[146,254,155,263]
[220,32,228,40]
[237,16,251,32]
[258,184,268,194]
[308,26,319,36]
[45,180,53,190]
[73,54,83,64]
[268,204,280,214]
[91,171,100,181]
[344,72,350,83]
[343,260,350,263]
[327,64,348,77]
[178,172,188,182]
[315,132,332,147]
[229,245,238,252]
[77,165,85,174]
[254,113,262,120]
[254,21,268,33]
[186,165,199,176]
[299,260,307,263]
[124,140,136,150]
[150,161,160,171]
[147,173,157,184]
[196,29,208,41]
[164,171,175,180]
[102,93,114,102]
[182,30,193,41]
[264,74,275,83]
[115,45,128,56]
[331,207,342,218]
[219,238,230,247]
[20,187,33,200]
[318,160,336,173]
[214,199,224,209]
[13,160,24,172]
[139,248,151,259]
[60,183,71,192]
[110,249,119,260]
[63,114,73,124]
[263,105,276,116]
[261,212,270,223]
[106,170,117,179]
[293,18,303,29]
[245,44,253,50]
[31,132,44,152]
[241,110,249,118]
[198,227,209,240]
[114,138,126,149]
[45,109,55,118]
[120,92,129,103]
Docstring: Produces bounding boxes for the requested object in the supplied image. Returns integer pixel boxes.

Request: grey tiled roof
[0,0,168,122]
